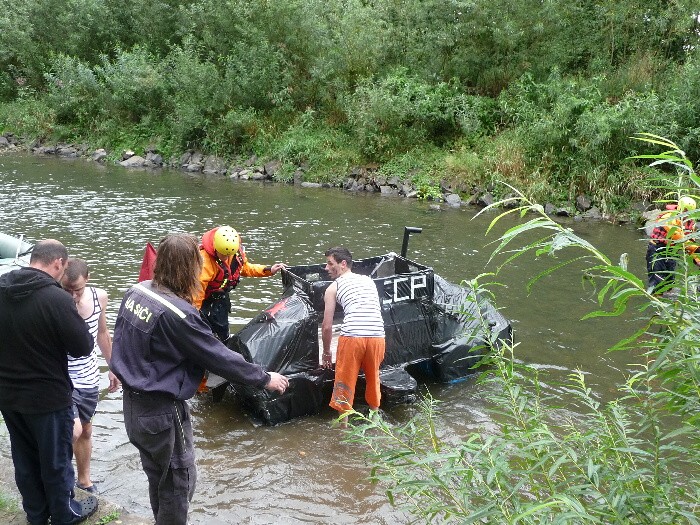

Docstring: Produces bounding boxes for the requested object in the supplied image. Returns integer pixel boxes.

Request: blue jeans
[1,407,80,525]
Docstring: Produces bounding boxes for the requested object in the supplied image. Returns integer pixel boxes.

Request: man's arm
[174,312,289,393]
[95,288,120,393]
[239,246,287,277]
[321,283,337,369]
[58,292,94,358]
[193,250,216,310]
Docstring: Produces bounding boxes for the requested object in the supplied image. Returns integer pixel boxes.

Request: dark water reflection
[0,154,648,523]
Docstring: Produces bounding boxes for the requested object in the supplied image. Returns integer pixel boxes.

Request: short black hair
[325,246,353,268]
[30,239,68,266]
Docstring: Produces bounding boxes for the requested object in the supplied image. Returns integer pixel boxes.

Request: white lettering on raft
[125,297,153,323]
[383,274,427,304]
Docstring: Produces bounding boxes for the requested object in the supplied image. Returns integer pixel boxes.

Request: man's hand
[108,371,121,393]
[321,350,333,369]
[269,263,287,274]
[265,372,289,394]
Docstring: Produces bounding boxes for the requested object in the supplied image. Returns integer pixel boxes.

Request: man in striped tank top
[321,247,385,420]
[61,259,120,494]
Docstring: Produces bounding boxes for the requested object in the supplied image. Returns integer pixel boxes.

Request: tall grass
[344,135,700,523]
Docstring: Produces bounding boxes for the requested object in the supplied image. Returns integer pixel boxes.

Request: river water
[0,154,648,524]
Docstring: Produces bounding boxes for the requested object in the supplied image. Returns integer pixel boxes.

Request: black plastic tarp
[354,367,419,407]
[228,293,319,375]
[234,370,333,425]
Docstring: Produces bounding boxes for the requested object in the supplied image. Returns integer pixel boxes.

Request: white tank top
[67,287,101,389]
[335,272,385,337]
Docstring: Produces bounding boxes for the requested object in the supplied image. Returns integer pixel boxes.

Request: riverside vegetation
[1,1,699,212]
[343,136,700,523]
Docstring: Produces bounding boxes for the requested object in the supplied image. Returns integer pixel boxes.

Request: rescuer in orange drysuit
[195,226,286,341]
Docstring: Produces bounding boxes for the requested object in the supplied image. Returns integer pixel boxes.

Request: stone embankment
[0,131,652,223]
[0,449,152,525]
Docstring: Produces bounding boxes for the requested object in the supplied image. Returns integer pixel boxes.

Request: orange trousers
[330,336,385,413]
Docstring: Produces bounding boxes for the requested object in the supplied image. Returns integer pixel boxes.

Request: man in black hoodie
[0,239,98,525]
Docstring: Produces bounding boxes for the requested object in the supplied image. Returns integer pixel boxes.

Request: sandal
[65,494,99,524]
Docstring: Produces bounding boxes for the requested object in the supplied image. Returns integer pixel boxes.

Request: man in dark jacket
[0,239,98,525]
[111,233,289,525]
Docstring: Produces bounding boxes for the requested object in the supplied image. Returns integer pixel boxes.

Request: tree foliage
[1,0,699,208]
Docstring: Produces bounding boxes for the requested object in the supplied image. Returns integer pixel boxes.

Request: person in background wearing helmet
[646,195,698,294]
[194,226,286,341]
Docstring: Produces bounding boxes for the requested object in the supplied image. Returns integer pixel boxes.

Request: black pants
[201,293,231,341]
[646,242,677,292]
[123,390,196,525]
[1,407,83,525]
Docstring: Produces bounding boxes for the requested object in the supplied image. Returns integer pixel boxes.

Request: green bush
[257,115,360,183]
[159,43,223,151]
[0,70,16,101]
[204,108,261,158]
[96,47,165,124]
[497,70,677,208]
[455,95,499,141]
[217,39,294,114]
[93,117,172,162]
[572,93,663,210]
[344,68,475,160]
[374,146,448,198]
[44,54,101,127]
[664,52,700,162]
[178,0,299,111]
[499,71,604,169]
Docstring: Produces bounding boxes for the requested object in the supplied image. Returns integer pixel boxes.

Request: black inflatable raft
[226,250,512,425]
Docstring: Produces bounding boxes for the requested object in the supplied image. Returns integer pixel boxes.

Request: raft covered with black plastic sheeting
[414,274,513,382]
[227,292,332,424]
[226,252,512,425]
[234,369,334,425]
[228,293,319,375]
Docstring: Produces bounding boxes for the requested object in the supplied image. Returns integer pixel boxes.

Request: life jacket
[650,206,695,245]
[200,228,245,300]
